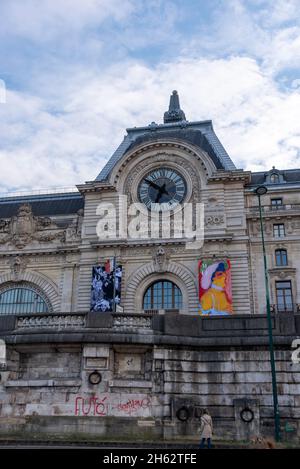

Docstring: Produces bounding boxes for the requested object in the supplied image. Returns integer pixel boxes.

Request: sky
[0,0,300,193]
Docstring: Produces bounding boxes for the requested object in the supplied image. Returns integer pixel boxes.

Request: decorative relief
[65,209,83,243]
[0,203,72,248]
[268,267,296,278]
[9,256,28,281]
[17,314,86,329]
[279,271,287,279]
[205,214,224,226]
[113,315,152,330]
[252,221,272,236]
[286,220,294,235]
[153,246,169,272]
[121,244,186,258]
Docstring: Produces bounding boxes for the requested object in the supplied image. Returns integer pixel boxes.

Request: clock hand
[155,192,161,203]
[144,179,162,191]
[159,183,169,195]
[144,179,170,196]
[155,183,169,203]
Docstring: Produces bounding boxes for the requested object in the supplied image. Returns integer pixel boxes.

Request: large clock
[138,167,187,211]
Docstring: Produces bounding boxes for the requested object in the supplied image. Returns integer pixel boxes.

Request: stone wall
[0,313,299,442]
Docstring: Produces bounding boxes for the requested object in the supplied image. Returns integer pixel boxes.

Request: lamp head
[255,185,268,196]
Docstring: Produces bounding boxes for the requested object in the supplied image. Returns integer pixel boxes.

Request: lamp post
[255,185,280,441]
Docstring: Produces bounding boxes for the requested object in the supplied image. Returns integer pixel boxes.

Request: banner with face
[199,259,233,316]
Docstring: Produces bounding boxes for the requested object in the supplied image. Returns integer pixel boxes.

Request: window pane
[276,281,292,312]
[143,281,182,310]
[273,224,285,238]
[275,250,288,266]
[0,288,48,315]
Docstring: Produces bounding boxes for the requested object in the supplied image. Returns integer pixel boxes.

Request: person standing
[199,409,213,449]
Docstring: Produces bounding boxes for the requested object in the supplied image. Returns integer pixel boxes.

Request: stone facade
[0,94,300,442]
[0,313,299,441]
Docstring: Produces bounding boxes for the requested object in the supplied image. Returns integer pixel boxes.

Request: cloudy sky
[0,0,300,193]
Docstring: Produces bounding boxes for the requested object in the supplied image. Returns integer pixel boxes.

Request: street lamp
[255,185,281,441]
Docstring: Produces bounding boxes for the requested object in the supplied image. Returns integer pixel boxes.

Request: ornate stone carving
[279,271,287,279]
[9,256,28,281]
[123,152,201,205]
[65,209,83,242]
[0,203,66,248]
[253,221,271,236]
[153,246,169,272]
[205,214,224,226]
[286,220,294,235]
[17,314,86,330]
[113,314,152,331]
[120,244,186,258]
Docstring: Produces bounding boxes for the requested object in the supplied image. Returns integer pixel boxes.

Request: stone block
[0,316,15,332]
[87,312,113,328]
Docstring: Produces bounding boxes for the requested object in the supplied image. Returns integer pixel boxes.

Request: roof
[95,90,236,181]
[0,192,84,218]
[96,120,236,181]
[248,168,300,187]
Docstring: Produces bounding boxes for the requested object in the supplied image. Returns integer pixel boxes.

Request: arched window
[0,287,49,314]
[270,173,279,184]
[275,249,288,267]
[143,280,182,311]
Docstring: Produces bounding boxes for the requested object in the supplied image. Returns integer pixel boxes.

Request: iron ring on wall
[240,407,254,423]
[176,406,190,422]
[88,371,102,385]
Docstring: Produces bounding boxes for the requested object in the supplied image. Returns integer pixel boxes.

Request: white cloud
[0,0,300,194]
[182,0,300,79]
[0,0,134,41]
[1,55,300,193]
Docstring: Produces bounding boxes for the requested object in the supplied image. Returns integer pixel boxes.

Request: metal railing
[271,304,300,313]
[0,186,79,200]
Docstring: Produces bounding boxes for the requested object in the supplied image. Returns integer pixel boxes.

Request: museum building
[0,91,299,442]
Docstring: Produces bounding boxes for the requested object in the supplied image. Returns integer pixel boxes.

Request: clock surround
[138,167,187,211]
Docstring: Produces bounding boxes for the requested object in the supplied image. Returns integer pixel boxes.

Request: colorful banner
[198,259,233,316]
[90,262,122,312]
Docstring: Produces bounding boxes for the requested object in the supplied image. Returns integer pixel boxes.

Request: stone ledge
[109,380,152,388]
[0,331,295,348]
[5,378,81,388]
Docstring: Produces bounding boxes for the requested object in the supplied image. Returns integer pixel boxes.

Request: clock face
[138,167,187,211]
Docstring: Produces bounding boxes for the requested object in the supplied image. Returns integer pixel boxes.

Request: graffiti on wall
[74,395,151,417]
[199,259,233,316]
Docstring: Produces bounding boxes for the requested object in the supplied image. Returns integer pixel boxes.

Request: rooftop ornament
[163,90,186,124]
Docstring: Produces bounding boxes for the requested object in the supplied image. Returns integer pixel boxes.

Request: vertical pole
[112,255,116,313]
[258,194,281,441]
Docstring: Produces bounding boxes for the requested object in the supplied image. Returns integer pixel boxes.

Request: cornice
[76,182,117,194]
[208,170,251,184]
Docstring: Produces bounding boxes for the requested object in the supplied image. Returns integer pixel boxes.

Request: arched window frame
[0,282,52,315]
[270,173,280,184]
[143,280,183,311]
